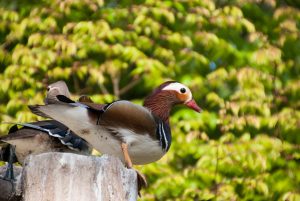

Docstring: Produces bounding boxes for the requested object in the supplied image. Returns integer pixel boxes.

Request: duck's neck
[143,92,176,124]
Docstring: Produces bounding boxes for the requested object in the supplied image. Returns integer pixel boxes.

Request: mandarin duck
[28,81,201,188]
[45,80,71,104]
[0,81,91,181]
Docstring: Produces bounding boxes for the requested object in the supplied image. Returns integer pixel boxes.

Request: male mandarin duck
[0,81,91,181]
[28,81,201,167]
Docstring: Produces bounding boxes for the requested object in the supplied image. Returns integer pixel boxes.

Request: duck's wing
[28,100,158,144]
[1,120,91,153]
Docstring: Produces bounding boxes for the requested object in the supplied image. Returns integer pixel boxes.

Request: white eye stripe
[162,82,193,102]
[162,83,188,91]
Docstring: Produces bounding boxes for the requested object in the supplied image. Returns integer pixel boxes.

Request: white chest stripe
[158,123,163,143]
[160,122,168,152]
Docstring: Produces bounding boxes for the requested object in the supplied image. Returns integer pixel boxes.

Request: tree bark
[0,165,22,201]
[1,153,138,201]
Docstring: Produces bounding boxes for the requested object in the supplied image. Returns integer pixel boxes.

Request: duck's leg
[121,143,132,168]
[121,143,147,195]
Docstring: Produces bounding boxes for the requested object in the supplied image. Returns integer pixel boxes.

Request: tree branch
[119,76,142,97]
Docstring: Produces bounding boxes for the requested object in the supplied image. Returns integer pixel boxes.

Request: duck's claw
[135,169,147,197]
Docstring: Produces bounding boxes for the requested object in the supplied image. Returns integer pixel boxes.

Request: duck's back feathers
[99,101,157,138]
[28,100,157,138]
[1,120,91,154]
[78,95,94,103]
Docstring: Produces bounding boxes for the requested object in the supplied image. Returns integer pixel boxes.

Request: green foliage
[0,0,299,200]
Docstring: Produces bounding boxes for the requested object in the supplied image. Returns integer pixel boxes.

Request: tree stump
[1,153,138,201]
[0,165,22,201]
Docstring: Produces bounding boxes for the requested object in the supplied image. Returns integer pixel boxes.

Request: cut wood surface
[22,153,138,201]
[0,153,138,201]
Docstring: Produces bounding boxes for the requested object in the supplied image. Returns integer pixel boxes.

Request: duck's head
[144,81,201,122]
[45,81,71,104]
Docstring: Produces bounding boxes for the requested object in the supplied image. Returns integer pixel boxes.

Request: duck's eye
[180,88,186,93]
[47,87,50,91]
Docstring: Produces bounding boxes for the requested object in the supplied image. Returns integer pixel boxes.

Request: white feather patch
[114,128,165,164]
[162,82,192,102]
